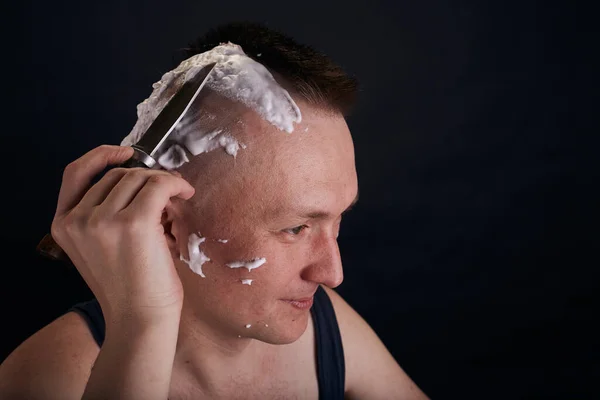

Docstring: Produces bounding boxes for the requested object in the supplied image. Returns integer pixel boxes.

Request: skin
[169,99,357,344]
[159,99,357,391]
[0,96,429,399]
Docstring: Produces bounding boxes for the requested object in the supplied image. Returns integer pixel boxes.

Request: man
[0,22,429,399]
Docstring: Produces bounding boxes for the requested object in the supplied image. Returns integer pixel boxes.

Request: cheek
[177,224,309,310]
[206,241,307,304]
[177,239,314,338]
[213,243,292,288]
[180,234,275,288]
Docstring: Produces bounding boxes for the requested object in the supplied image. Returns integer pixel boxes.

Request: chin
[256,310,310,345]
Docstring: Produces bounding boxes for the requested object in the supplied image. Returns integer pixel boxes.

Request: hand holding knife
[37,63,217,263]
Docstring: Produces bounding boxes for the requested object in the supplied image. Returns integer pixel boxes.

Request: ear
[161,204,182,259]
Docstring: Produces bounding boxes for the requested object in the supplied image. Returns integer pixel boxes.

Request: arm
[82,313,181,400]
[322,286,429,400]
[41,145,193,399]
[0,310,180,400]
[0,312,100,400]
[2,146,192,400]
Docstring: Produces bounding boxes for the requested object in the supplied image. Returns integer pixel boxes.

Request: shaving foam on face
[226,258,266,272]
[120,42,302,170]
[240,279,253,285]
[180,233,211,277]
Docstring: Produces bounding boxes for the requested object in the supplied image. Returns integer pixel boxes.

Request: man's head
[160,22,359,344]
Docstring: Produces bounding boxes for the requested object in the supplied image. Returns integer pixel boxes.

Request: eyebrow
[301,190,359,220]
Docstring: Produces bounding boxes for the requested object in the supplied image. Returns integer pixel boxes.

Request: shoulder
[321,286,430,400]
[0,311,100,400]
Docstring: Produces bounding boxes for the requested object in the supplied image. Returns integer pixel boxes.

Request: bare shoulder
[322,286,429,400]
[0,311,100,400]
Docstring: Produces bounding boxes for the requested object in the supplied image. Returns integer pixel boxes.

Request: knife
[37,62,218,263]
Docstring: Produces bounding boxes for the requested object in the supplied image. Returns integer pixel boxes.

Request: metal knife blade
[128,62,217,168]
[36,62,218,263]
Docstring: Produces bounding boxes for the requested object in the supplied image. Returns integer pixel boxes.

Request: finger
[98,170,176,214]
[55,145,135,217]
[121,174,195,222]
[77,167,134,209]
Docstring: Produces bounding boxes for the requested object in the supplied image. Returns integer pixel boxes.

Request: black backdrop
[2,1,597,399]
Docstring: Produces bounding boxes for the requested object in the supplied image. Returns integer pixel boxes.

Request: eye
[283,224,308,235]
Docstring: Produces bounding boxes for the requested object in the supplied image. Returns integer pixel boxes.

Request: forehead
[238,105,358,212]
[179,101,357,221]
[241,103,354,171]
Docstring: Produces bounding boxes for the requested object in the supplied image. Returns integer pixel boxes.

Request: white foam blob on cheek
[226,258,267,272]
[240,279,253,285]
[179,232,211,278]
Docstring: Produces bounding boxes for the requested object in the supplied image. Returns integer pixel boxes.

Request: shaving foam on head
[180,233,210,277]
[226,258,266,272]
[121,42,302,170]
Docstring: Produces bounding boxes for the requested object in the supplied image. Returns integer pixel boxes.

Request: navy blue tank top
[67,286,345,399]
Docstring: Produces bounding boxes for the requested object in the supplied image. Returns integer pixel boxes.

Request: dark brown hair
[179,21,359,116]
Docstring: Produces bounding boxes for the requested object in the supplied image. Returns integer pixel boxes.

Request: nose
[300,231,344,288]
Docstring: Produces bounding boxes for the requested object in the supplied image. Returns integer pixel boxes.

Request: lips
[283,296,314,310]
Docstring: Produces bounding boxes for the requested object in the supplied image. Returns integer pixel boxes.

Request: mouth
[282,297,314,310]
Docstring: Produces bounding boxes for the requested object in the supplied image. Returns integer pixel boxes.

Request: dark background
[2,1,597,399]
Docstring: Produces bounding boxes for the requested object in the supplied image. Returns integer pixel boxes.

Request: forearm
[82,314,181,400]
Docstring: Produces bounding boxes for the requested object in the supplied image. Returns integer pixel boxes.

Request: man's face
[171,101,358,344]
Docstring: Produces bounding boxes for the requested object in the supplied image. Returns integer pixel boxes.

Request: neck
[172,296,272,395]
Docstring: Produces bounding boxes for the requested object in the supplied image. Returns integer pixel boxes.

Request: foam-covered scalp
[121,42,303,170]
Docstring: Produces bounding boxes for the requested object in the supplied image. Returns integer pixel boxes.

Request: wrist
[105,302,183,332]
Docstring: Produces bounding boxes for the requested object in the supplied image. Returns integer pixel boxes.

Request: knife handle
[36,152,151,265]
